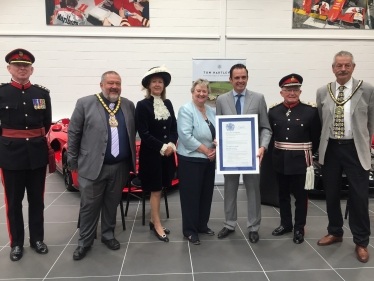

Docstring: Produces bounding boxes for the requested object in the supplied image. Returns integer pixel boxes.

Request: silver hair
[191,78,211,95]
[332,51,355,66]
[101,71,120,83]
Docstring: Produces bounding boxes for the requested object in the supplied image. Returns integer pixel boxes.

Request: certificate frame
[216,115,259,174]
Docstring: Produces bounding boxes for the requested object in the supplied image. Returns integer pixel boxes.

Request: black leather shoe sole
[10,246,23,261]
[249,232,259,243]
[199,229,215,236]
[217,227,234,239]
[30,242,49,254]
[101,238,120,250]
[73,246,91,261]
[272,227,292,236]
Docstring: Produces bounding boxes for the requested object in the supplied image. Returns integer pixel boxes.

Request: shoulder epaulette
[301,101,316,107]
[34,84,50,93]
[0,83,9,88]
[269,102,282,109]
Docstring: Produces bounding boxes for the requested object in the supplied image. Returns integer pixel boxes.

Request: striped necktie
[109,103,119,157]
[333,85,345,139]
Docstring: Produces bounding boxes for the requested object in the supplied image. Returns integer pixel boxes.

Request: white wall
[0,0,373,120]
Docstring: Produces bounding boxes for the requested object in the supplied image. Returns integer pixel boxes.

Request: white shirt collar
[336,77,353,91]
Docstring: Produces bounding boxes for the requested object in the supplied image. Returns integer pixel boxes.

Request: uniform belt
[274,141,314,190]
[329,138,354,145]
[1,128,46,138]
[274,141,312,150]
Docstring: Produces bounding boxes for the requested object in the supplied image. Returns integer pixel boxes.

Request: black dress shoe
[30,241,49,254]
[272,226,292,236]
[73,246,91,260]
[149,221,170,234]
[249,231,259,243]
[217,227,234,239]
[293,231,304,244]
[199,228,215,236]
[101,238,120,250]
[10,246,23,261]
[153,228,169,242]
[184,235,200,245]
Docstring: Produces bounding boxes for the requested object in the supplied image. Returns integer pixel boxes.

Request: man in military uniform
[0,49,52,261]
[268,74,321,244]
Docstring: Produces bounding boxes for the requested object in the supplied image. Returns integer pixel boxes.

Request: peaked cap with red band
[279,73,303,87]
[5,48,35,65]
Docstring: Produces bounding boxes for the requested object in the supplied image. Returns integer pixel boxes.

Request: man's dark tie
[236,94,242,115]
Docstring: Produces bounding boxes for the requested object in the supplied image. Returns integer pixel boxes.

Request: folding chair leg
[344,198,349,220]
[142,191,146,225]
[125,185,131,216]
[119,199,126,230]
[163,189,169,219]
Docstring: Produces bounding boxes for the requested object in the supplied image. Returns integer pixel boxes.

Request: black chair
[124,177,169,225]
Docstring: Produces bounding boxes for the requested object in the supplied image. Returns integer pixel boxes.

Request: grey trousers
[77,161,129,247]
[223,174,261,232]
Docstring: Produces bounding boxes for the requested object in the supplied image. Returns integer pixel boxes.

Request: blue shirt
[232,89,246,115]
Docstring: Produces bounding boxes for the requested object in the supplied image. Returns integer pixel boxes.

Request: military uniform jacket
[269,102,321,175]
[0,82,52,170]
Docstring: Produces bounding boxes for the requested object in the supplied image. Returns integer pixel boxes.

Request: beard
[103,88,120,102]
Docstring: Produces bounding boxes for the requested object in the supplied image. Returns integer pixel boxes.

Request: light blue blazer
[177,101,216,159]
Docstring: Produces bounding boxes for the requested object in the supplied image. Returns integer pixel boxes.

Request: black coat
[135,97,178,191]
[268,101,321,175]
[0,83,52,170]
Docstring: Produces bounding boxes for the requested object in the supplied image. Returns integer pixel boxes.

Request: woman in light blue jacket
[177,78,216,245]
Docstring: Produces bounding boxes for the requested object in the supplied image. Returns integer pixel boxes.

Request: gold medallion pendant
[109,115,118,127]
[335,106,344,115]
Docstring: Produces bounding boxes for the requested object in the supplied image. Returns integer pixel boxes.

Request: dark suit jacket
[67,94,136,180]
[135,97,178,190]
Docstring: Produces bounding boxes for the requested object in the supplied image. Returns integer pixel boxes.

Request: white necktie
[109,103,119,157]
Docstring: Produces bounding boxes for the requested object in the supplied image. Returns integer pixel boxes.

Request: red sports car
[47,118,179,192]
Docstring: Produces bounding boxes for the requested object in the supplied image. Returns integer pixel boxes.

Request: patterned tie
[236,94,242,115]
[109,103,119,157]
[333,85,345,139]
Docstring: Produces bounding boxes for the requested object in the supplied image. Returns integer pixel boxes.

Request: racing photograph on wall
[45,0,150,27]
[292,0,374,29]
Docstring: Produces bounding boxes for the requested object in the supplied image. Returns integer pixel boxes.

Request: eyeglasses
[282,89,300,93]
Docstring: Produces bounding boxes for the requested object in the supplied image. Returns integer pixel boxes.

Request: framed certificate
[216,115,259,174]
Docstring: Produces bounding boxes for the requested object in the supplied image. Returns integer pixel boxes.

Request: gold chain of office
[96,94,121,127]
[327,80,362,109]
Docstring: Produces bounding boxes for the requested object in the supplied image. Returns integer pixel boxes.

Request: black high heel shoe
[153,228,169,242]
[149,221,170,234]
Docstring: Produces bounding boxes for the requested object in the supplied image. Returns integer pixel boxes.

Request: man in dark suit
[316,51,374,263]
[0,48,51,261]
[269,73,321,244]
[216,64,272,243]
[67,71,136,260]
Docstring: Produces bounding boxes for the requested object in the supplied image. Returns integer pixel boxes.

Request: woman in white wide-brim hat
[135,65,177,242]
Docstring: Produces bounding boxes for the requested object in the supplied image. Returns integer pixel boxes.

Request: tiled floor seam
[304,239,346,280]
[215,185,271,281]
[117,200,141,281]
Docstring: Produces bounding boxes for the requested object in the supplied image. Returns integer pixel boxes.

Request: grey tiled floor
[0,172,374,281]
